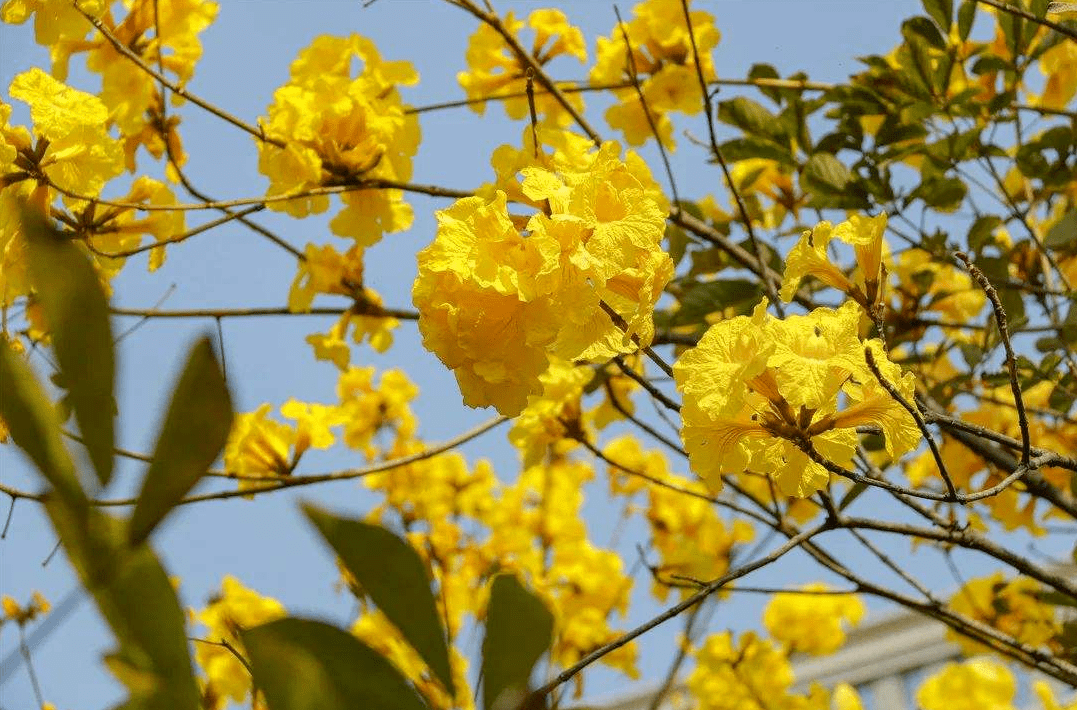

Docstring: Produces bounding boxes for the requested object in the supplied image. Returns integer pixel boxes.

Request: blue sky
[1,2,1066,709]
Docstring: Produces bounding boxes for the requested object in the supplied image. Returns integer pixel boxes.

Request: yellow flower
[780,214,888,312]
[193,576,286,705]
[457,9,586,126]
[508,358,592,468]
[336,366,418,459]
[674,300,919,497]
[6,68,124,197]
[257,34,419,245]
[0,0,105,52]
[916,659,1016,710]
[415,141,671,416]
[590,0,719,148]
[1034,37,1077,110]
[288,242,366,312]
[762,583,865,655]
[947,573,1061,655]
[689,631,796,710]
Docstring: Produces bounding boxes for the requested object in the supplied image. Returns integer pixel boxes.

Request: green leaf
[243,618,430,710]
[922,0,953,31]
[908,175,967,211]
[903,16,947,49]
[128,337,233,546]
[671,280,763,326]
[482,573,553,710]
[801,152,854,195]
[1045,209,1076,250]
[303,505,454,695]
[45,501,200,709]
[25,211,115,485]
[716,97,786,143]
[957,0,977,41]
[716,136,795,167]
[0,339,85,509]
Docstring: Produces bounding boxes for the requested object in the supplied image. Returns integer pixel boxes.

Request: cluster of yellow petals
[603,436,755,601]
[689,631,861,710]
[224,366,417,487]
[3,0,216,174]
[257,34,419,245]
[947,572,1062,656]
[590,0,719,148]
[414,134,672,416]
[674,298,920,497]
[0,590,50,626]
[190,576,286,708]
[458,8,587,126]
[906,380,1076,534]
[1,72,185,310]
[762,584,865,656]
[288,242,398,364]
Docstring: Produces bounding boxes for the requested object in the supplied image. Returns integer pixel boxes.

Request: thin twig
[531,524,828,697]
[612,356,680,413]
[864,346,959,500]
[110,305,419,321]
[86,205,265,259]
[954,252,1031,464]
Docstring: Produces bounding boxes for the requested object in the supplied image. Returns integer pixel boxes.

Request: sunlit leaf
[303,505,454,695]
[128,337,232,546]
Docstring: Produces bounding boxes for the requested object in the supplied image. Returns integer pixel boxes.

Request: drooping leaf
[25,211,115,485]
[0,339,85,509]
[128,337,232,546]
[303,505,454,695]
[482,573,553,710]
[242,617,430,710]
[967,215,1003,252]
[45,500,200,710]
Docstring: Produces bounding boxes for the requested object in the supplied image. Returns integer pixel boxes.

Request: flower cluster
[223,366,418,486]
[590,0,719,148]
[414,135,672,415]
[674,299,920,497]
[190,576,286,707]
[257,34,419,245]
[603,436,755,601]
[947,573,1062,656]
[762,584,865,656]
[458,8,587,126]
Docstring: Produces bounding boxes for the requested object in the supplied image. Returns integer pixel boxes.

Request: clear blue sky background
[1,2,1067,709]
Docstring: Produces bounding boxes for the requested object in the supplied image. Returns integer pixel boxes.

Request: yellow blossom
[947,573,1061,656]
[780,214,888,312]
[762,584,865,655]
[5,69,124,197]
[337,366,418,459]
[916,658,1017,710]
[590,0,719,148]
[508,358,592,468]
[192,576,286,705]
[415,141,671,416]
[674,300,919,497]
[257,34,419,245]
[457,9,586,126]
